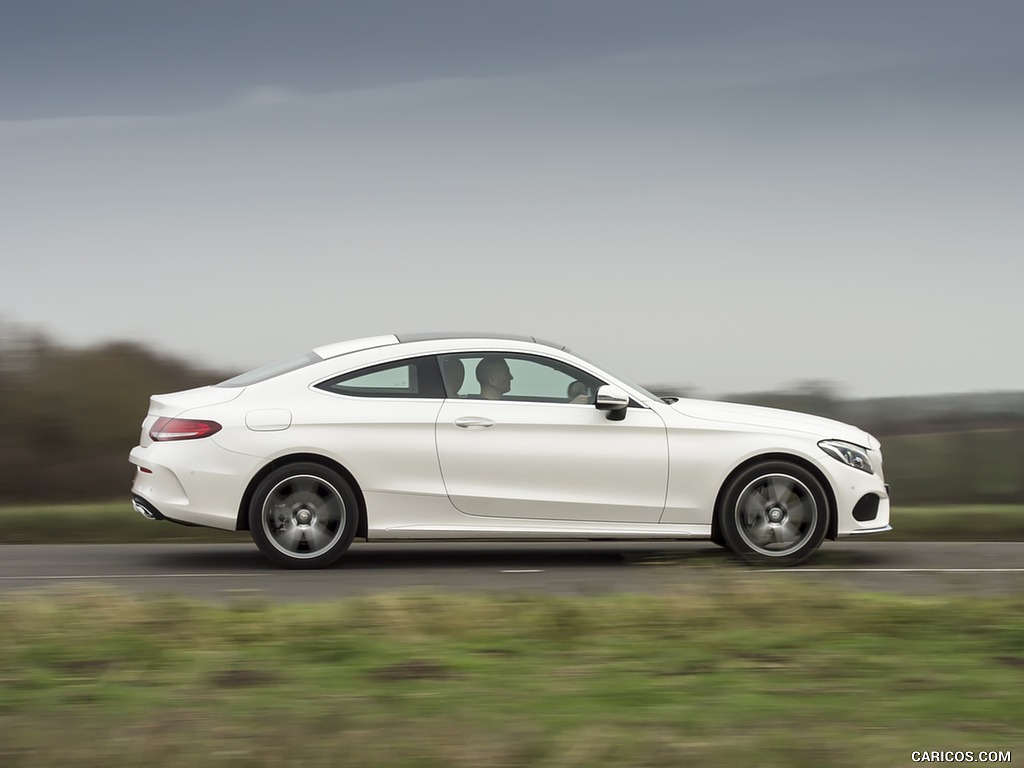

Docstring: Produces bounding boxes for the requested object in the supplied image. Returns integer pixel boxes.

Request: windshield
[569,351,664,402]
[215,351,321,388]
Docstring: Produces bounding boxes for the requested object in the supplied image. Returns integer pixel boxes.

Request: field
[1,581,1021,767]
[2,503,1021,765]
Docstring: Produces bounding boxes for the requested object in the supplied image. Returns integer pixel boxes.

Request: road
[1,541,1022,601]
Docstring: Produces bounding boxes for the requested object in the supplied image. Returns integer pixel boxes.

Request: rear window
[315,356,444,398]
[215,351,321,388]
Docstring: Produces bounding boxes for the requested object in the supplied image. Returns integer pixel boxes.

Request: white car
[129,333,891,568]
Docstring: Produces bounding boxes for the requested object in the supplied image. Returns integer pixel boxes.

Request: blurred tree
[0,323,225,503]
[715,379,850,423]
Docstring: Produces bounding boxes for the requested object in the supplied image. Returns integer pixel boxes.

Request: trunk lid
[138,386,244,447]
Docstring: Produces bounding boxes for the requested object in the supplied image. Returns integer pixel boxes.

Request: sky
[2,0,1022,397]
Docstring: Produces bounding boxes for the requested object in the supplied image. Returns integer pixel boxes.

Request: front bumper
[846,524,893,536]
[814,455,891,537]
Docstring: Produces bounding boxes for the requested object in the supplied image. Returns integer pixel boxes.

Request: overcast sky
[2,1,1022,397]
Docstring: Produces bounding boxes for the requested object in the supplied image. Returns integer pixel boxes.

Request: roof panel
[313,335,399,360]
[395,332,565,350]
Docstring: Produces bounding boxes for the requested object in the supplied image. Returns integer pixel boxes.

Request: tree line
[1,324,1021,505]
[0,324,223,503]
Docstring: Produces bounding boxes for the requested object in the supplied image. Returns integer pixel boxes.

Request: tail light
[150,417,222,442]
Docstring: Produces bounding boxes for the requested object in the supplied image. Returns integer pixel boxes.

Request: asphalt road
[1,541,1023,601]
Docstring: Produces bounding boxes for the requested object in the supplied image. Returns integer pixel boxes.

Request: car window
[441,353,604,403]
[316,356,444,398]
[215,351,321,388]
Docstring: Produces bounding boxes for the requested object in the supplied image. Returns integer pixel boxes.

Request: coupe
[129,333,891,568]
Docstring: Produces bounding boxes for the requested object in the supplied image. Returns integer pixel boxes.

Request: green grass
[0,502,240,544]
[0,502,1021,544]
[0,582,1021,767]
[883,505,1024,541]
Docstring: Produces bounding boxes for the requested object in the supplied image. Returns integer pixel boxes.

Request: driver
[566,380,591,404]
[475,356,513,399]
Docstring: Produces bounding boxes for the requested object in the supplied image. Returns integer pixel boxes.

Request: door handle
[454,416,495,429]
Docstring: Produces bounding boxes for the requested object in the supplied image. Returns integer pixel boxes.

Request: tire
[248,462,359,569]
[718,461,828,566]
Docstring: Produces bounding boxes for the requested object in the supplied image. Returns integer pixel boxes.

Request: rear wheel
[248,463,358,569]
[718,461,828,566]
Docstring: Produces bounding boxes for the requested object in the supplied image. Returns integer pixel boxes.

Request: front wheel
[248,463,359,569]
[718,461,829,566]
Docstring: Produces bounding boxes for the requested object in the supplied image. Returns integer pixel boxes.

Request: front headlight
[818,439,874,474]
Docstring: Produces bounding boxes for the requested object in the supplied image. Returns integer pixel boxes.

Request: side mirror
[595,384,629,421]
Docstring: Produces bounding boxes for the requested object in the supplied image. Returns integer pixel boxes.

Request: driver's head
[476,356,513,397]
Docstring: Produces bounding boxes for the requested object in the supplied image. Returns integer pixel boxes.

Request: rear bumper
[131,495,206,527]
[129,442,260,531]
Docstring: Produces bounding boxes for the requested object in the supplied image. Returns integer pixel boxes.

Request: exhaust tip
[132,496,164,521]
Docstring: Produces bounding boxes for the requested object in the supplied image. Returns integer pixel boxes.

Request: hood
[670,398,877,448]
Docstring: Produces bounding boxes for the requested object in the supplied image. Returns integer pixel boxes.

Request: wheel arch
[710,452,838,544]
[236,453,368,540]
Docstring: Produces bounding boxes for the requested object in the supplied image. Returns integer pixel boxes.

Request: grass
[0,502,1021,544]
[0,582,1021,766]
[882,505,1024,541]
[0,501,239,544]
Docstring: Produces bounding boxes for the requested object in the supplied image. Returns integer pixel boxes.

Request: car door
[435,352,669,523]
